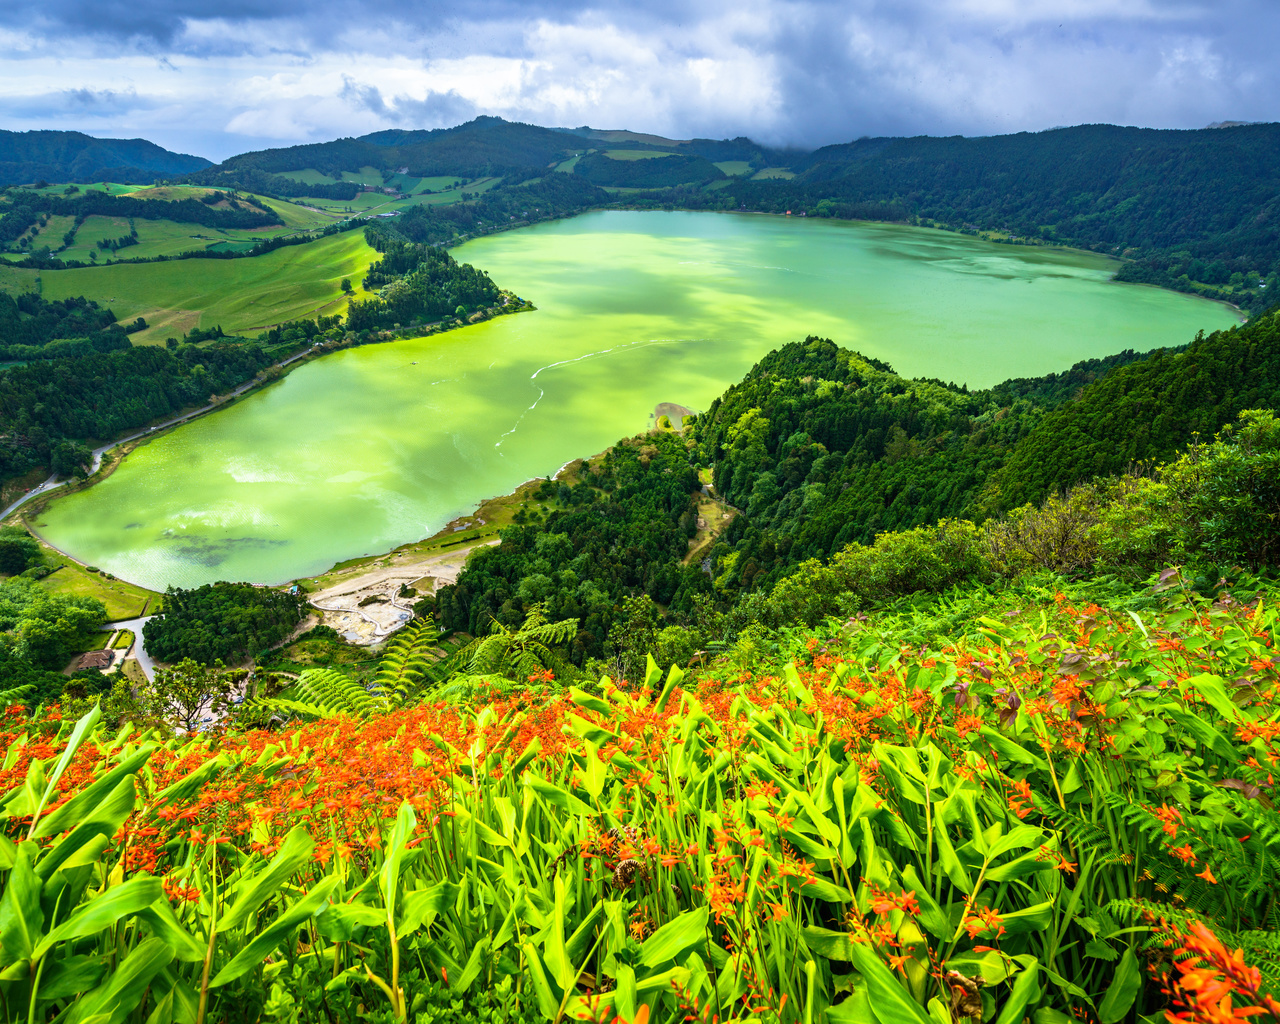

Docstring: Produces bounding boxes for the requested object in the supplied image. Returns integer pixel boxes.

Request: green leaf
[900,866,951,940]
[979,727,1048,770]
[994,961,1040,1024]
[1097,949,1141,1024]
[29,702,101,837]
[36,775,136,882]
[314,903,384,942]
[1001,901,1054,936]
[0,841,41,966]
[988,824,1044,860]
[34,953,108,1000]
[1183,673,1240,723]
[847,942,930,1024]
[545,872,572,989]
[31,746,154,840]
[220,826,314,932]
[400,881,460,935]
[521,941,564,1020]
[34,876,163,959]
[802,926,855,961]
[451,936,490,994]
[379,801,417,915]
[64,937,174,1024]
[639,907,709,967]
[209,875,339,987]
[133,902,206,961]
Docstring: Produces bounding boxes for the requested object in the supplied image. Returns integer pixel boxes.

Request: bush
[759,518,993,627]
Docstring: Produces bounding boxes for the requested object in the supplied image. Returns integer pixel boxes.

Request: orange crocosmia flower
[767,901,788,921]
[1196,865,1218,885]
[1170,843,1198,865]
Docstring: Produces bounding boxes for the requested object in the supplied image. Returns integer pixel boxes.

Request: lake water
[37,211,1237,589]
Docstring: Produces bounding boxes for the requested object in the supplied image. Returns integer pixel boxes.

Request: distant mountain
[182,116,1280,305]
[0,130,211,185]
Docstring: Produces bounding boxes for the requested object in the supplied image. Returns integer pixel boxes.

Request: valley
[28,211,1234,591]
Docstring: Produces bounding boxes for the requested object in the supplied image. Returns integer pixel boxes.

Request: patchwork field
[30,229,380,341]
[714,160,755,176]
[604,148,675,160]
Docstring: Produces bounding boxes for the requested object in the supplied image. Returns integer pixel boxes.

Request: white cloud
[0,0,1274,159]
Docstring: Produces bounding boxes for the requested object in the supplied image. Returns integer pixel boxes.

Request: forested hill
[439,309,1280,664]
[0,130,211,185]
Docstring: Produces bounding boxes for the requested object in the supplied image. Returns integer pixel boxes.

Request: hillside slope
[0,130,211,185]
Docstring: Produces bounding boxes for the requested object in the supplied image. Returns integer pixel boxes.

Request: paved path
[100,615,157,682]
[0,346,317,522]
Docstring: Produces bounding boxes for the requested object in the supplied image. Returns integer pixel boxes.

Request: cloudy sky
[0,0,1276,161]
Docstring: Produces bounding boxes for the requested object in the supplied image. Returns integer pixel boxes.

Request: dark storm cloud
[0,0,1276,157]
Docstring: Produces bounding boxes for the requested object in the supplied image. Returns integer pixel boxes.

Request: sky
[0,0,1277,161]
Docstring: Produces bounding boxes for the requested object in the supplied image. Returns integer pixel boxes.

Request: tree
[341,277,353,294]
[139,658,240,733]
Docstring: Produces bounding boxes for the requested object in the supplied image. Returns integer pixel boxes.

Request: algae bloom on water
[36,210,1238,590]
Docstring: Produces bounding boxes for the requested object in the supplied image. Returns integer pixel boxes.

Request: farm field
[31,228,380,341]
[714,160,755,176]
[34,545,160,619]
[604,148,675,160]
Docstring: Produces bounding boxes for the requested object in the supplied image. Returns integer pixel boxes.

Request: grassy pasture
[713,160,754,176]
[553,155,581,173]
[33,229,380,340]
[340,166,384,184]
[292,191,402,215]
[275,169,336,185]
[125,185,220,202]
[29,214,78,248]
[751,166,796,179]
[33,546,160,620]
[407,175,467,193]
[57,212,311,264]
[0,263,37,293]
[8,182,146,198]
[603,149,675,160]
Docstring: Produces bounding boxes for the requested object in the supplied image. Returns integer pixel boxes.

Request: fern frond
[0,684,34,706]
[372,619,441,700]
[252,668,386,721]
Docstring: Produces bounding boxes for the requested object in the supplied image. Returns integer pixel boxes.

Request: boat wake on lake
[494,338,698,452]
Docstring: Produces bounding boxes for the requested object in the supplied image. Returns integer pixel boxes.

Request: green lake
[37,211,1238,590]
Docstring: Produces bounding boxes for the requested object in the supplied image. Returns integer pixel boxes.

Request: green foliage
[1161,408,1280,570]
[0,576,106,670]
[751,519,994,628]
[139,657,239,733]
[0,292,123,359]
[0,527,41,576]
[437,434,707,666]
[142,582,308,665]
[372,618,443,700]
[347,230,500,331]
[575,151,725,187]
[452,603,579,682]
[0,341,273,485]
[0,129,211,184]
[994,312,1280,508]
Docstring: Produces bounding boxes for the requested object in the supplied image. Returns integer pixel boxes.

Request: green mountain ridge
[0,129,212,185]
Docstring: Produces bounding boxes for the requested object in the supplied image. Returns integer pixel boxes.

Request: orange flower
[1196,865,1217,885]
